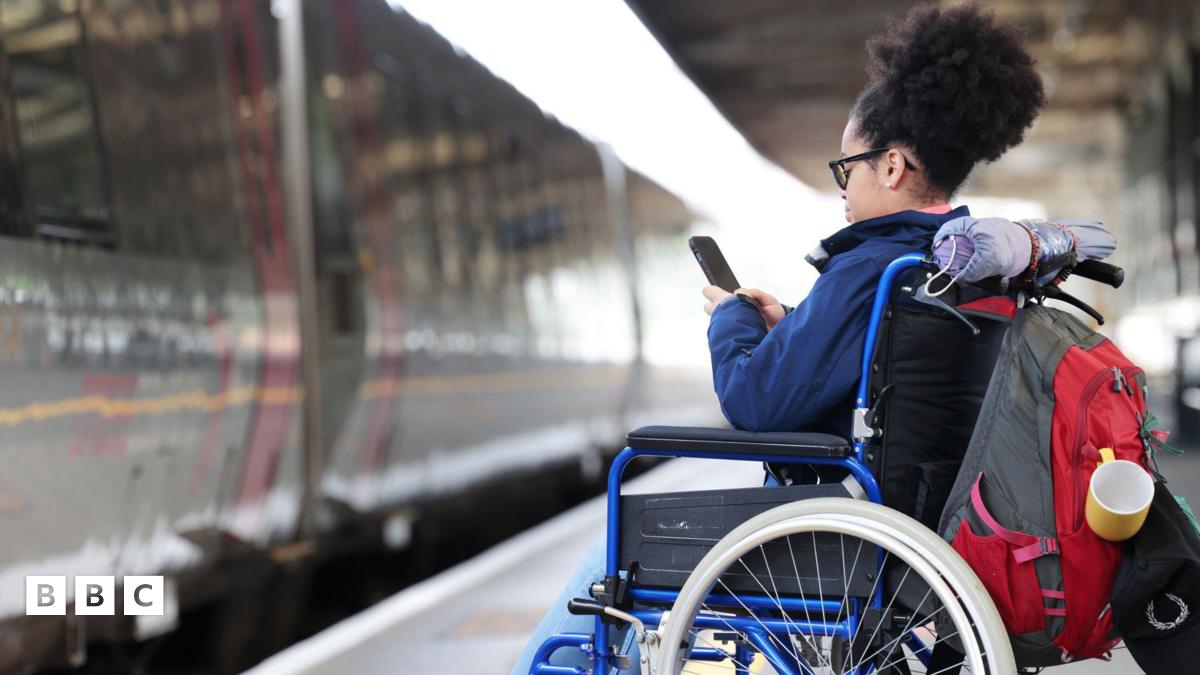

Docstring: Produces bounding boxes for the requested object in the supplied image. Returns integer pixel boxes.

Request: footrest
[626,425,851,458]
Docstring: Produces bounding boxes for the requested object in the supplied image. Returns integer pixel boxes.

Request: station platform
[246,455,1165,674]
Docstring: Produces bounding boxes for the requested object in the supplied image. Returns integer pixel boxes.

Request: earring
[885,181,892,188]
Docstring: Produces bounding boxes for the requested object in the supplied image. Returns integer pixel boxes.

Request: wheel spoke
[845,563,910,674]
[853,586,934,668]
[715,576,806,668]
[687,627,757,672]
[751,545,831,670]
[926,659,970,675]
[786,535,817,632]
[872,629,965,674]
[843,549,889,672]
[655,500,1012,675]
[812,531,824,621]
[835,535,865,631]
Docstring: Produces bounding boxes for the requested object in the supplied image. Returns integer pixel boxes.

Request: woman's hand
[703,286,786,331]
[738,288,786,330]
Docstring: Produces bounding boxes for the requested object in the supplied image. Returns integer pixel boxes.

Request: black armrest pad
[626,425,851,459]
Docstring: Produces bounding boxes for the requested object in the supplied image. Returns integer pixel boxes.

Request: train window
[1,1,111,240]
[0,91,23,235]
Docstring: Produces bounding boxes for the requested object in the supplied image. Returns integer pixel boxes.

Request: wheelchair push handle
[567,597,649,640]
[1072,260,1124,289]
[567,598,607,616]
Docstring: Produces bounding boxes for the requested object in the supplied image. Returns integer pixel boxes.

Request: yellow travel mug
[1084,447,1154,542]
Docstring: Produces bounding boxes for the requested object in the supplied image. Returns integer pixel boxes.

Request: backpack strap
[971,473,1059,563]
[1042,589,1067,617]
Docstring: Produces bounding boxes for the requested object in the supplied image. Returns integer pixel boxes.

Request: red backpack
[939,304,1170,666]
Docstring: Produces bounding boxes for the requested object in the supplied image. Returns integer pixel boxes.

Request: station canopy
[625,0,1156,213]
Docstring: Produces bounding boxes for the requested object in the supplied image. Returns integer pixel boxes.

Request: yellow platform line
[0,384,301,427]
[358,367,633,398]
[0,366,651,428]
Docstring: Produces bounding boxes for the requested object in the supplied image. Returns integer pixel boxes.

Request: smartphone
[688,236,741,293]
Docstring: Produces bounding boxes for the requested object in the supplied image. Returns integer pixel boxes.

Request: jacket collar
[805,205,970,272]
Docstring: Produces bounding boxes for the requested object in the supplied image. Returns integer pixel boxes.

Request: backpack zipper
[1110,365,1139,397]
[1072,364,1145,530]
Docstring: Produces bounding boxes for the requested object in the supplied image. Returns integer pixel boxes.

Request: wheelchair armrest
[626,425,851,459]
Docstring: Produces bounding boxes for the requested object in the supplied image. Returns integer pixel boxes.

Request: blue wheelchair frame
[531,254,928,675]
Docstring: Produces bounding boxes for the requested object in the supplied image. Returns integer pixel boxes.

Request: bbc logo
[26,576,164,616]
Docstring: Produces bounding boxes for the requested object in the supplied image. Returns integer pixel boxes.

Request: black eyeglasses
[828,147,918,190]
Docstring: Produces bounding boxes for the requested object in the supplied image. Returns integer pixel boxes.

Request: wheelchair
[530,252,1042,674]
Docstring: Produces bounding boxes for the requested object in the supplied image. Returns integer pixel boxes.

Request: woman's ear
[883,148,909,189]
[874,158,894,190]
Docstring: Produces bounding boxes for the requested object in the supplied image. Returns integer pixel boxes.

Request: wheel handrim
[656,500,1010,675]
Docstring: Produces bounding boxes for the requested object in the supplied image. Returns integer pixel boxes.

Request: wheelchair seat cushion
[626,425,851,458]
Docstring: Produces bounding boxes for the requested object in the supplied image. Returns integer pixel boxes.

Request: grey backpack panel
[938,304,1114,668]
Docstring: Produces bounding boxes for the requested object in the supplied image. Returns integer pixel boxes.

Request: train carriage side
[308,2,702,531]
[0,0,706,671]
[0,0,299,670]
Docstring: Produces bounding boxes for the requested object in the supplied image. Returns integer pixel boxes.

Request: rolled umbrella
[932,216,1115,285]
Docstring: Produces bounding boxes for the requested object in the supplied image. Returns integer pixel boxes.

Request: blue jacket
[707,206,971,439]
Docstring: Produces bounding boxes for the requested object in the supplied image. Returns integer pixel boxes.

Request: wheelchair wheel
[656,498,1013,674]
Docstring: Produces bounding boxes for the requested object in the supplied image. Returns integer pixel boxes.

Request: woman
[514,4,1046,673]
[704,3,1045,467]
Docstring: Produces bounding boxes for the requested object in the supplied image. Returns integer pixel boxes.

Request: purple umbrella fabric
[931,216,1115,285]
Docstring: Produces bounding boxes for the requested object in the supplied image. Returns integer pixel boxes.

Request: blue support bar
[532,666,588,675]
[630,588,843,615]
[842,455,882,504]
[688,647,730,662]
[856,253,926,409]
[734,642,752,675]
[606,447,639,576]
[598,447,646,673]
[904,630,933,669]
[743,627,803,675]
[529,633,591,675]
[592,614,607,675]
[630,610,852,640]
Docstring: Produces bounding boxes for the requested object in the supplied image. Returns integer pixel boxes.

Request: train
[0,1,720,672]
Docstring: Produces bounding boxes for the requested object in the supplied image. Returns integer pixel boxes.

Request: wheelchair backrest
[864,265,1011,529]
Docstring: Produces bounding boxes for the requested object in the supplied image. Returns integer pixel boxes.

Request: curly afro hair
[852,3,1046,197]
